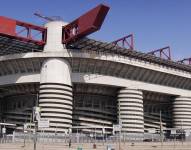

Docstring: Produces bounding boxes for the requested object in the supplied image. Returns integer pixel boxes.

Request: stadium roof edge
[68,38,191,73]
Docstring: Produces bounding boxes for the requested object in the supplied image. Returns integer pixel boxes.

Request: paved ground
[1,142,191,150]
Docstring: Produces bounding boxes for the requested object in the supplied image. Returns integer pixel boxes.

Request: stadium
[0,4,191,139]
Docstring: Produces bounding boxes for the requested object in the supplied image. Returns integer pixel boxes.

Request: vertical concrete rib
[118,88,144,133]
[173,96,191,129]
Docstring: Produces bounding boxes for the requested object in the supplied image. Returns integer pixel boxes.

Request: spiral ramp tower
[173,96,191,129]
[117,88,144,133]
[39,58,73,132]
[38,21,73,132]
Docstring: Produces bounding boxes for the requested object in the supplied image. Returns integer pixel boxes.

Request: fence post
[12,131,15,143]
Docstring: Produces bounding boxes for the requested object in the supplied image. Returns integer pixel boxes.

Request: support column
[38,21,72,132]
[173,96,191,129]
[39,58,72,132]
[117,88,144,133]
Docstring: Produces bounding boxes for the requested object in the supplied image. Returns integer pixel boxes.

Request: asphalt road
[1,142,191,150]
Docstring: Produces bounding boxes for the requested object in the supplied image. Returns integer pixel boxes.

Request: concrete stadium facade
[0,21,191,135]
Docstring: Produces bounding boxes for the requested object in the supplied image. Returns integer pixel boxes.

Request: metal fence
[1,131,190,144]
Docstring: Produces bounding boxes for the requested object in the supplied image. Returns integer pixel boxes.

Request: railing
[1,131,190,144]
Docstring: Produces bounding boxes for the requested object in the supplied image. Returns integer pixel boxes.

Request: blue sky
[1,0,191,60]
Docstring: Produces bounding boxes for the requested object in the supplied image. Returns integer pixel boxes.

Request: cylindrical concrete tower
[173,96,191,129]
[43,21,67,52]
[117,88,144,133]
[39,21,73,132]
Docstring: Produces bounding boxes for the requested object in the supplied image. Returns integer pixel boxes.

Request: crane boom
[34,12,55,22]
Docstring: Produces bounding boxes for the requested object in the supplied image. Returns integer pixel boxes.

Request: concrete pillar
[173,96,191,129]
[43,21,67,52]
[117,88,144,133]
[38,21,72,132]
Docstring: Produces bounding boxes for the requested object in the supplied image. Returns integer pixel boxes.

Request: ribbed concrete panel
[39,83,73,131]
[173,96,191,129]
[118,88,144,133]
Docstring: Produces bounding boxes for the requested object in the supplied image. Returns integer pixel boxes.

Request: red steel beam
[0,16,46,45]
[112,34,134,50]
[147,46,171,60]
[177,57,191,65]
[62,4,110,44]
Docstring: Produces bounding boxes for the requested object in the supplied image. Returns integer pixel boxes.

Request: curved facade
[73,84,117,133]
[0,20,191,135]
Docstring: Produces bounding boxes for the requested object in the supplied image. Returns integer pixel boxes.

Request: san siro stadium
[0,4,191,139]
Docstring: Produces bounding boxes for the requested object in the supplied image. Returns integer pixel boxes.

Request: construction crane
[34,12,62,22]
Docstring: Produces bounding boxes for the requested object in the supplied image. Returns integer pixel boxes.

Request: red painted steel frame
[112,34,134,50]
[0,16,46,45]
[178,58,191,65]
[147,46,171,60]
[62,4,110,44]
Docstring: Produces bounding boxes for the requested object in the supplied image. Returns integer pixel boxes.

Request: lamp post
[33,93,40,150]
[181,120,183,145]
[118,96,121,150]
[159,110,163,147]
